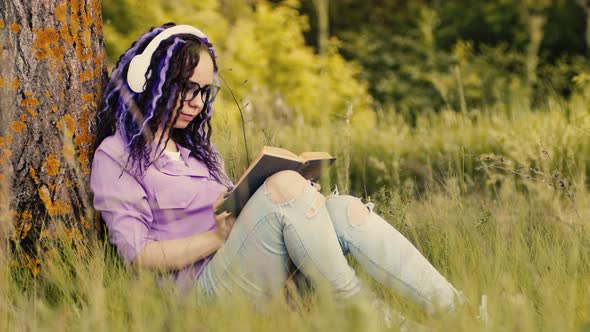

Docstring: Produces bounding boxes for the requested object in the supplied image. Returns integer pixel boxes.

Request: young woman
[91,23,462,315]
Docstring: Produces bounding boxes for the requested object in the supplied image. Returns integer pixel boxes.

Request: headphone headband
[127,25,208,93]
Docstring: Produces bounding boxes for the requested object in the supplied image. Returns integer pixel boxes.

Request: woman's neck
[154,127,179,152]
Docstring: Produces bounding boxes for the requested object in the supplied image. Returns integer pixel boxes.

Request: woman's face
[173,49,215,129]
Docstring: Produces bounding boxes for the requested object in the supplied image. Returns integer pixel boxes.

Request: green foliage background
[100,0,590,198]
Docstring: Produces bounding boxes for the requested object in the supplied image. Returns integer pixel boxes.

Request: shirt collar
[150,137,211,178]
[113,129,211,178]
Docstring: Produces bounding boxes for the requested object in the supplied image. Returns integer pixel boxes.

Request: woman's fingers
[312,182,321,191]
[212,194,224,212]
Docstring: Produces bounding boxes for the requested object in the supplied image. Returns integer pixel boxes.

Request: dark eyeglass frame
[182,82,220,104]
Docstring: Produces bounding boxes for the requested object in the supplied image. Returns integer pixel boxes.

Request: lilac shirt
[90,131,228,285]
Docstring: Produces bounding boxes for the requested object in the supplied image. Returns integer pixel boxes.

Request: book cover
[216,147,335,216]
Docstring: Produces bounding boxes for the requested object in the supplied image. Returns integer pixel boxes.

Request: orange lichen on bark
[20,212,32,238]
[38,186,56,216]
[62,144,75,161]
[25,108,38,118]
[60,24,73,43]
[56,114,76,137]
[0,149,12,164]
[80,70,93,81]
[80,216,91,230]
[93,64,102,78]
[44,91,51,98]
[0,135,14,148]
[0,19,4,30]
[21,97,39,108]
[81,13,92,29]
[10,79,20,91]
[53,200,72,214]
[90,0,103,35]
[43,154,60,176]
[11,121,26,133]
[29,167,40,185]
[74,110,94,175]
[76,43,93,61]
[33,27,60,60]
[54,3,68,22]
[51,105,58,112]
[22,253,41,276]
[81,93,94,102]
[77,150,90,175]
[39,185,72,217]
[20,114,28,122]
[11,211,33,241]
[52,45,65,59]
[0,76,4,88]
[9,23,22,33]
[70,1,81,36]
[62,226,81,241]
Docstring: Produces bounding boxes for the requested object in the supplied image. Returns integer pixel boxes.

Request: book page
[262,146,301,160]
[299,151,334,161]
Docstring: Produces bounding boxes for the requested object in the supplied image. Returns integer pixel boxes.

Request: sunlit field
[2,92,589,331]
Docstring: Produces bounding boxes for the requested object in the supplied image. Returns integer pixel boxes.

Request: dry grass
[2,94,589,331]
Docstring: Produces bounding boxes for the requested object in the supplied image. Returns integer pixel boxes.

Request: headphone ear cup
[126,25,209,93]
[127,56,151,93]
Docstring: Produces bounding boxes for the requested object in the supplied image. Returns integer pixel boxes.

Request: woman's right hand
[212,192,236,242]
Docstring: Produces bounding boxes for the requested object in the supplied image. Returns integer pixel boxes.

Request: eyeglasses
[182,82,220,104]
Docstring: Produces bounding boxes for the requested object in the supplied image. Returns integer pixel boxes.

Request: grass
[2,94,590,331]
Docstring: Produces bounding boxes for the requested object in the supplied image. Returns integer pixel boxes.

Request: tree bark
[0,0,106,264]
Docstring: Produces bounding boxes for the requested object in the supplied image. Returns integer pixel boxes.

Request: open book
[215,146,336,216]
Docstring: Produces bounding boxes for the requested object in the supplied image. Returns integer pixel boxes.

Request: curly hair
[94,23,230,186]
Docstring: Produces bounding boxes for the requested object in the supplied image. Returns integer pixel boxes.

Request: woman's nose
[188,93,204,109]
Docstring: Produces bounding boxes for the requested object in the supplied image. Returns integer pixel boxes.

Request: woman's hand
[212,192,236,243]
[311,182,321,191]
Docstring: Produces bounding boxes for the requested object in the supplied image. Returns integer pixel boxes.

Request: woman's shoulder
[93,131,129,167]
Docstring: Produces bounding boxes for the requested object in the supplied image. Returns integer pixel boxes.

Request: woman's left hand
[212,192,236,242]
[311,182,321,191]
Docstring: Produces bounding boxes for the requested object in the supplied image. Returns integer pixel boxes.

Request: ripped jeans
[196,176,462,313]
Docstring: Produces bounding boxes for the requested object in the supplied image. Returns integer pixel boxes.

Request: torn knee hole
[305,195,326,218]
[266,171,307,204]
[347,200,370,226]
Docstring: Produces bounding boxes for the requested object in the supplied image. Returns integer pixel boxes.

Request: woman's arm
[133,193,235,271]
[133,229,223,271]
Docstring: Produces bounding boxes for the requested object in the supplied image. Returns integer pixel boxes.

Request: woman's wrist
[208,229,225,250]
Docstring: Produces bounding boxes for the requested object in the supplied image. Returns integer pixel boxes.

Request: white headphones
[126,25,208,93]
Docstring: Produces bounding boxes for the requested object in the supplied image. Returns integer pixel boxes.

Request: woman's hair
[94,23,229,185]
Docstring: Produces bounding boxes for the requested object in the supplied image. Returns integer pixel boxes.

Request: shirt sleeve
[90,150,154,264]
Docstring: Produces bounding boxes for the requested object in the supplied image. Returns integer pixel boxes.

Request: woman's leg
[196,171,363,300]
[325,194,462,314]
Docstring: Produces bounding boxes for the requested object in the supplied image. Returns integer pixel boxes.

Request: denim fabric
[196,180,461,313]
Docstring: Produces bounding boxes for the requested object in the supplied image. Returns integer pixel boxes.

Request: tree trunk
[0,0,106,266]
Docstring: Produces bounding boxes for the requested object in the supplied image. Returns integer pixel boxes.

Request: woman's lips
[179,112,195,121]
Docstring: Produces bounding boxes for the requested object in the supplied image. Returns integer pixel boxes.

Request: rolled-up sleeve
[90,150,154,264]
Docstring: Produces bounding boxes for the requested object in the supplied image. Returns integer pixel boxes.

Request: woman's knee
[264,170,308,204]
[326,195,371,228]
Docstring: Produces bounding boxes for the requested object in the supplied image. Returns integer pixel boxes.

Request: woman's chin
[173,120,191,129]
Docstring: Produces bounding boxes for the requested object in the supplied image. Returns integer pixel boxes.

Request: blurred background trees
[102,0,590,120]
[100,0,590,196]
